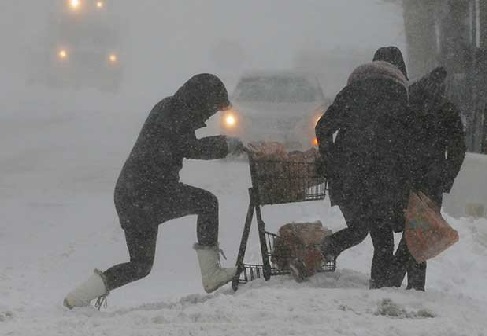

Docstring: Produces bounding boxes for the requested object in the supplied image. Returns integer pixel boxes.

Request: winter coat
[316,61,413,215]
[114,75,230,229]
[408,68,466,199]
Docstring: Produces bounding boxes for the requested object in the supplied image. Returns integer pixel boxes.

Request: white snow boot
[194,243,237,293]
[63,269,108,309]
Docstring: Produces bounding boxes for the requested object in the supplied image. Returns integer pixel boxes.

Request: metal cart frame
[232,153,333,291]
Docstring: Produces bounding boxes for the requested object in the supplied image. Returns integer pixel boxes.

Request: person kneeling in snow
[64,73,244,309]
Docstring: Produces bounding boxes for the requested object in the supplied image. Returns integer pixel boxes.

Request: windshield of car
[51,17,120,49]
[233,75,323,103]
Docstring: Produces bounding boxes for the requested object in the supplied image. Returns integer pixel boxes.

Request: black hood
[372,46,408,80]
[410,66,447,105]
[173,73,231,121]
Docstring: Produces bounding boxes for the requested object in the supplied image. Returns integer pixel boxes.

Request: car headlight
[108,53,118,64]
[221,111,238,129]
[58,49,68,60]
[69,0,81,10]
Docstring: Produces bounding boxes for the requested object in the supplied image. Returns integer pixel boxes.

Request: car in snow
[27,0,123,92]
[219,71,329,150]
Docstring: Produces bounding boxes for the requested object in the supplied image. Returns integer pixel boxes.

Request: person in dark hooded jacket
[315,46,414,289]
[64,73,244,309]
[392,66,466,291]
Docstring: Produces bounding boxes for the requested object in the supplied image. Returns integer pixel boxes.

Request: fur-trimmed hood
[372,46,408,80]
[347,61,408,88]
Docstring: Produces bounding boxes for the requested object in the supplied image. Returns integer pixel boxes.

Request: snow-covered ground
[1,105,487,336]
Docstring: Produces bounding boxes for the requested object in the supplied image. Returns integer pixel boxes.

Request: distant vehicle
[27,0,122,92]
[220,71,329,150]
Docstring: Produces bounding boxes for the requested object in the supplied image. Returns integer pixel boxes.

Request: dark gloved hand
[226,137,245,156]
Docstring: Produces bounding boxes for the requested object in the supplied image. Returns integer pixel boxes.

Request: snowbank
[443,152,487,219]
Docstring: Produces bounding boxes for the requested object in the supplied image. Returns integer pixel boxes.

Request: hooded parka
[408,66,466,203]
[315,57,414,288]
[114,73,231,230]
[393,66,466,291]
[102,74,233,292]
[316,61,412,216]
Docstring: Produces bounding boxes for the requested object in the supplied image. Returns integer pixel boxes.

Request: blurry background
[0,0,406,120]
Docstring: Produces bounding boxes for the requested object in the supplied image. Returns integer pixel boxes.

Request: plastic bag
[404,192,459,263]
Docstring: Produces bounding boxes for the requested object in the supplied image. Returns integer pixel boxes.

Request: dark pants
[323,210,369,259]
[326,200,399,288]
[392,191,443,291]
[392,234,427,290]
[104,184,219,291]
[104,226,158,291]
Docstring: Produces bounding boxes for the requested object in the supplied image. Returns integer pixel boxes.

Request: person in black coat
[392,66,466,291]
[64,73,244,309]
[316,46,413,289]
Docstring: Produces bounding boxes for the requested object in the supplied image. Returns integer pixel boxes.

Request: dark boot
[390,236,410,287]
[369,279,383,289]
[369,225,395,289]
[406,261,426,291]
[320,225,368,262]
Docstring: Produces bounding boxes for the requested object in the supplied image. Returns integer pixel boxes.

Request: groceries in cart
[232,141,332,290]
[246,141,319,160]
[272,221,334,282]
[245,141,326,204]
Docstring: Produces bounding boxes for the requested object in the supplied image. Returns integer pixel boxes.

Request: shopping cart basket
[232,148,335,291]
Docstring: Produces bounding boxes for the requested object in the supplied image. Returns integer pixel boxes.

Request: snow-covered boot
[194,243,237,293]
[63,269,108,309]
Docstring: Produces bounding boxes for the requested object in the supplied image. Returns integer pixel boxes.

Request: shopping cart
[232,146,335,291]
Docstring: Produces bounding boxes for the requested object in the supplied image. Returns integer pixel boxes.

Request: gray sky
[0,0,405,113]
